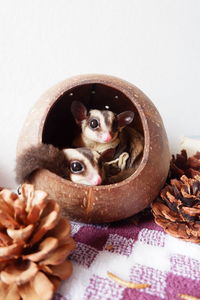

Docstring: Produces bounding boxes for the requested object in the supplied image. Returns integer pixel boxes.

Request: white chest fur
[81,135,120,153]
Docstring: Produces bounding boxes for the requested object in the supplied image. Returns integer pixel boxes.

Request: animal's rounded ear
[117,111,134,128]
[100,148,115,163]
[71,101,88,123]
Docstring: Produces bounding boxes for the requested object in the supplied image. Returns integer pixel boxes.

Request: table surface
[53,212,200,300]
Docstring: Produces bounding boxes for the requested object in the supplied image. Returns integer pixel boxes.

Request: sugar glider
[71,101,144,167]
[16,144,114,186]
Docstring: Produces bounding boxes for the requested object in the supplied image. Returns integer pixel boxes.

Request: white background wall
[0,0,199,188]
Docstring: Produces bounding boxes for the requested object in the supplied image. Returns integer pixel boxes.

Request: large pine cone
[152,175,200,244]
[0,184,75,300]
[169,150,200,180]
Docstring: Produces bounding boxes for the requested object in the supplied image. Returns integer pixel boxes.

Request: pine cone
[152,175,200,244]
[0,184,75,300]
[169,150,200,180]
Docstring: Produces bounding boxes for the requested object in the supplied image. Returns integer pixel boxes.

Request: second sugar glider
[71,101,144,167]
[16,144,114,186]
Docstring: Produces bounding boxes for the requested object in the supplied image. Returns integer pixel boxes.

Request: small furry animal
[71,101,135,154]
[16,144,114,186]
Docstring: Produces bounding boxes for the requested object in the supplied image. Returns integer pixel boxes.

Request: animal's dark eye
[70,161,84,173]
[89,119,99,129]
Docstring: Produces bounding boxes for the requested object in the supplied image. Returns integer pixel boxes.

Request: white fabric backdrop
[0,0,199,188]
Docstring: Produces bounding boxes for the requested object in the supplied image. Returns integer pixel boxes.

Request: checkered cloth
[53,214,200,300]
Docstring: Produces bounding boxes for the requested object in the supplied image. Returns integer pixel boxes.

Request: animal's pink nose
[103,133,112,142]
[92,175,102,185]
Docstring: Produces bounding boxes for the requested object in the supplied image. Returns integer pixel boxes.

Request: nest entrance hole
[42,83,144,151]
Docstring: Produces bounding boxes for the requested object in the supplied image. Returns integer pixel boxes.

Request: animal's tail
[15,143,68,184]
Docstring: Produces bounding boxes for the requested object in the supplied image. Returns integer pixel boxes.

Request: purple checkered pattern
[170,254,200,280]
[53,215,200,300]
[130,264,167,298]
[84,275,124,300]
[69,242,98,268]
[103,234,134,256]
[138,228,166,247]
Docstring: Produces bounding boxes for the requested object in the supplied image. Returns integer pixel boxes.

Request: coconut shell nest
[16,74,170,223]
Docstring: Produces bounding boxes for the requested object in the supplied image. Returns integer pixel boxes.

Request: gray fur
[15,144,69,184]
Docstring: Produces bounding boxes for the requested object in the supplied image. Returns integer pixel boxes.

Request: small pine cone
[152,175,200,244]
[0,184,75,300]
[188,152,200,171]
[169,150,200,180]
